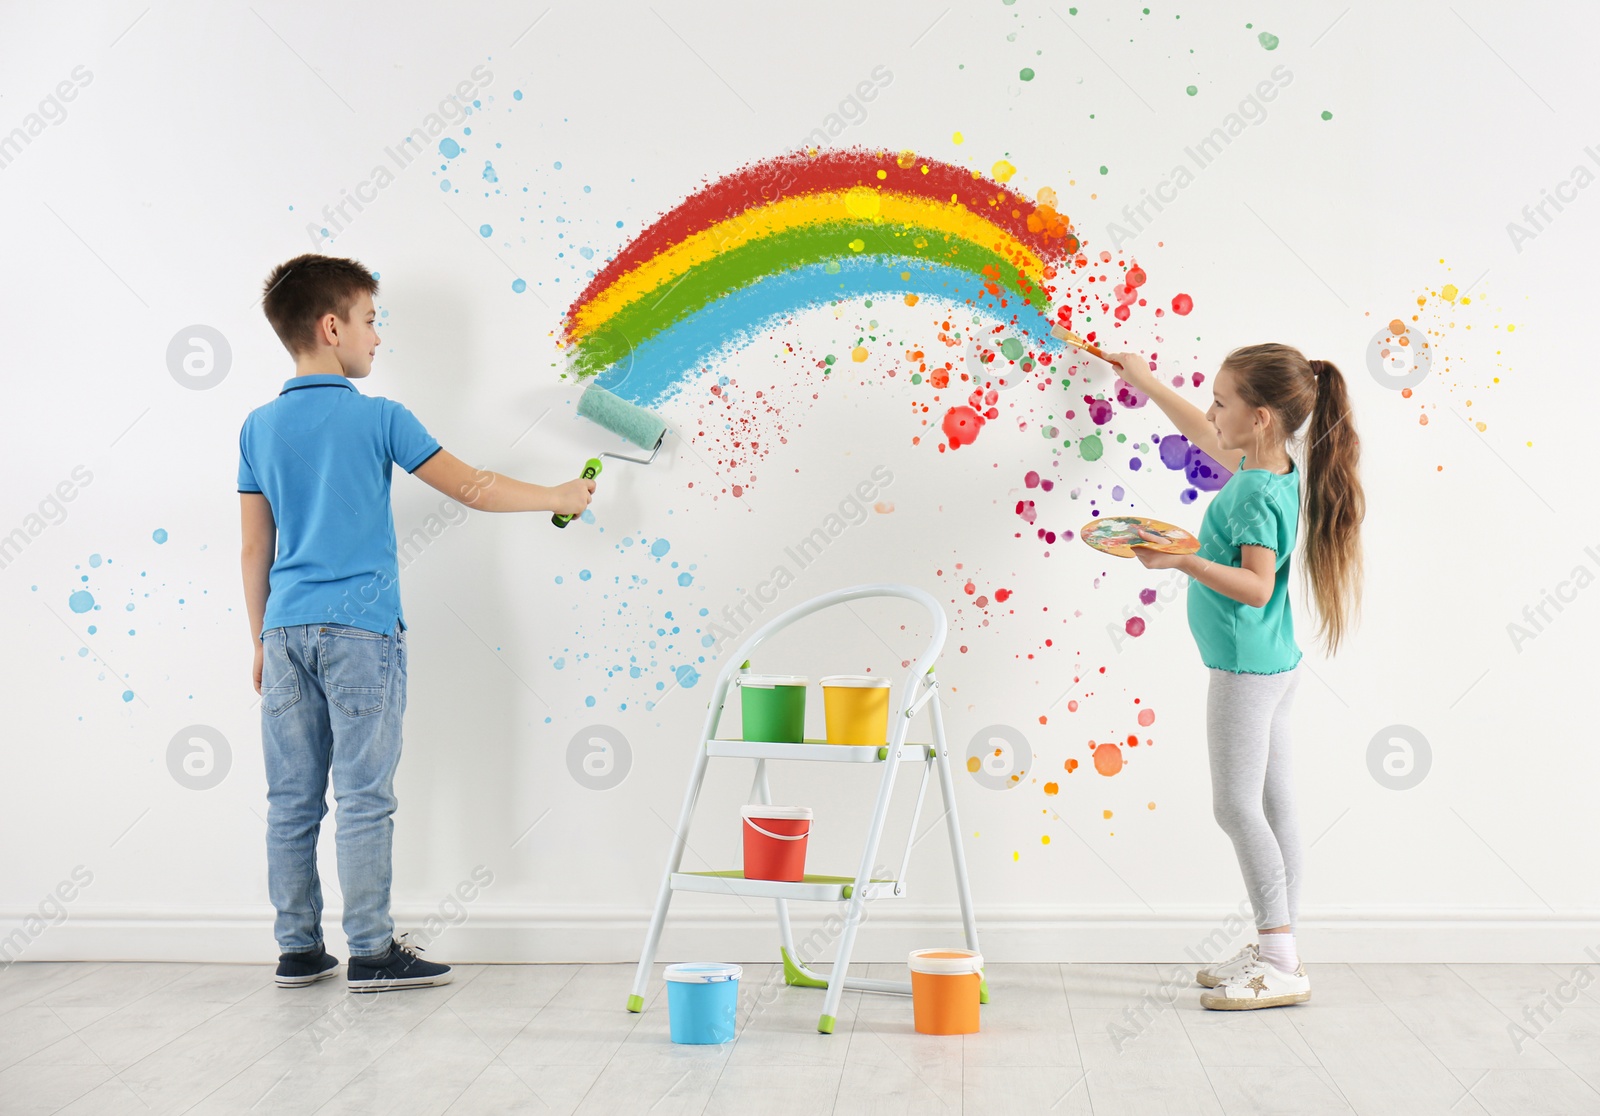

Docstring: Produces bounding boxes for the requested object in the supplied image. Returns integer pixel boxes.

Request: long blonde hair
[1224,343,1365,655]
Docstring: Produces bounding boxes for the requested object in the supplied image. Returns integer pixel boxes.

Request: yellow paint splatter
[1441,283,1459,302]
[1103,809,1113,819]
[1037,186,1057,208]
[851,346,868,363]
[875,169,887,180]
[904,293,919,306]
[1012,850,1019,861]
[952,131,964,145]
[966,756,980,772]
[1147,801,1156,810]
[847,238,866,252]
[1041,834,1051,845]
[896,150,917,170]
[992,159,1017,183]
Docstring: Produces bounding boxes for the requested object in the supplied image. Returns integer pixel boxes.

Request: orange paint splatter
[1043,782,1059,795]
[1103,809,1114,819]
[1093,742,1123,776]
[1064,758,1079,773]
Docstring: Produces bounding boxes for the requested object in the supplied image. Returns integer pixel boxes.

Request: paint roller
[551,385,669,528]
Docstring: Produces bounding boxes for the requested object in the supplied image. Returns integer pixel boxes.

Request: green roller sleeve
[551,457,603,528]
[576,386,668,449]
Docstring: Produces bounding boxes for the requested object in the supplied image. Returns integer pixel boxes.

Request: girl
[1107,343,1364,1010]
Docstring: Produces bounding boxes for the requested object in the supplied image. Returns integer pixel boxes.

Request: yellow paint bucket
[821,675,892,745]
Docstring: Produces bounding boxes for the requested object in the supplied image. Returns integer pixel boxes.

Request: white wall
[3,0,1597,966]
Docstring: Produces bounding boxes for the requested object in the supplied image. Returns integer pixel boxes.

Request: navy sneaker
[275,944,340,988]
[347,933,452,993]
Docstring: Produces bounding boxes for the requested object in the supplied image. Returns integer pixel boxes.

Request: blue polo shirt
[238,374,441,639]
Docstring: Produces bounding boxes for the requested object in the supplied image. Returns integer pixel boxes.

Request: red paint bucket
[741,806,812,882]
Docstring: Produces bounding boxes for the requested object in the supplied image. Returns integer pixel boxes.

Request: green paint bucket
[738,674,808,742]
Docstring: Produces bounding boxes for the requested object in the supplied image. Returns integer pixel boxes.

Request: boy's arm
[241,493,276,649]
[412,449,594,515]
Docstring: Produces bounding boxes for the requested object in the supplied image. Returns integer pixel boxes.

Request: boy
[239,254,594,991]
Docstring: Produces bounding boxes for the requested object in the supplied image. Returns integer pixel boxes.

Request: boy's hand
[253,642,264,694]
[550,475,597,516]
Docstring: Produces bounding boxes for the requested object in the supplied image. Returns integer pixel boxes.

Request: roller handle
[551,458,603,528]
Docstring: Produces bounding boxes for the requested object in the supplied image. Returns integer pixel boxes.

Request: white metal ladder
[625,582,984,1033]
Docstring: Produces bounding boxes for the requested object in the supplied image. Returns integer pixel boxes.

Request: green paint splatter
[1185,84,1197,96]
[1099,165,1108,175]
[1019,67,1035,81]
[1258,31,1279,50]
[824,354,836,366]
[1000,337,1025,360]
[1320,110,1333,120]
[1078,434,1104,461]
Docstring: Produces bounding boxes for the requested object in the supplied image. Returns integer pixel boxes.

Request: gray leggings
[1206,666,1302,930]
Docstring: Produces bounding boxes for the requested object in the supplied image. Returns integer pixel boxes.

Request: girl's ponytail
[1302,359,1365,655]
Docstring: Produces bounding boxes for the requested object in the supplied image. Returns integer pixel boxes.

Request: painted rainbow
[560,148,1080,406]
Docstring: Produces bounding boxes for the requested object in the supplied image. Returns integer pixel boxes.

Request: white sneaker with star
[1195,942,1258,988]
[1199,958,1311,1010]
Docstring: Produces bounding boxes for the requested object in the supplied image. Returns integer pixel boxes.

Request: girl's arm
[1138,544,1276,608]
[1103,352,1229,468]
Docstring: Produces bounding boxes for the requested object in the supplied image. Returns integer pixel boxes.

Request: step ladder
[625,583,985,1033]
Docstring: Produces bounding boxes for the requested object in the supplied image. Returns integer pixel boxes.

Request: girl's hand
[1133,546,1189,570]
[1104,351,1155,392]
[253,642,264,695]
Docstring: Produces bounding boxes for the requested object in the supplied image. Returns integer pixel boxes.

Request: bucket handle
[744,817,809,841]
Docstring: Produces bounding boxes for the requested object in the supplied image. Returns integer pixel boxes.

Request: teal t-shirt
[1186,454,1303,675]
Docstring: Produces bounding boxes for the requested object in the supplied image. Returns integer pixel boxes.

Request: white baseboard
[8,905,1600,966]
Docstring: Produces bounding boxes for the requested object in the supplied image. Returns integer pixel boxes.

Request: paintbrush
[1050,324,1122,369]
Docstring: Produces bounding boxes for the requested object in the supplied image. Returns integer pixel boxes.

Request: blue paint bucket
[664,962,741,1044]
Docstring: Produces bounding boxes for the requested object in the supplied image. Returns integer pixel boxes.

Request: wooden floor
[1,961,1597,1114]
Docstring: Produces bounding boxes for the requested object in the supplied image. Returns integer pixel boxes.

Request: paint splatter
[152,528,168,544]
[1258,31,1279,50]
[1171,293,1193,315]
[1092,741,1124,776]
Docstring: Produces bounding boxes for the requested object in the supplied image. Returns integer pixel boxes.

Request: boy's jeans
[259,621,406,958]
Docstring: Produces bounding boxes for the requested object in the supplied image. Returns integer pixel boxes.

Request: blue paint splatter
[479,224,493,237]
[675,665,700,688]
[678,572,693,586]
[439,138,462,159]
[650,539,671,558]
[482,161,498,184]
[121,690,134,703]
[89,554,102,567]
[512,279,526,293]
[69,590,94,613]
[152,528,168,544]
[579,569,592,581]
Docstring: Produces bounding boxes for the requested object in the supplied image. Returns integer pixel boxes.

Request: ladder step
[706,739,934,763]
[671,870,902,902]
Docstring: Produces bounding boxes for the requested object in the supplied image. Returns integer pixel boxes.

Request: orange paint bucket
[908,948,983,1035]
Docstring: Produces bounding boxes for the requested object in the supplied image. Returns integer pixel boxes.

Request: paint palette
[1081,516,1199,558]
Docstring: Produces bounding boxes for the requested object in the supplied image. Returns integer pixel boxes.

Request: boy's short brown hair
[261,254,379,357]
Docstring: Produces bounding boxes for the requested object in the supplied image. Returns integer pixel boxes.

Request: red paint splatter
[1137,708,1155,727]
[942,405,984,449]
[1171,293,1194,315]
[994,587,1012,602]
[1124,617,1146,637]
